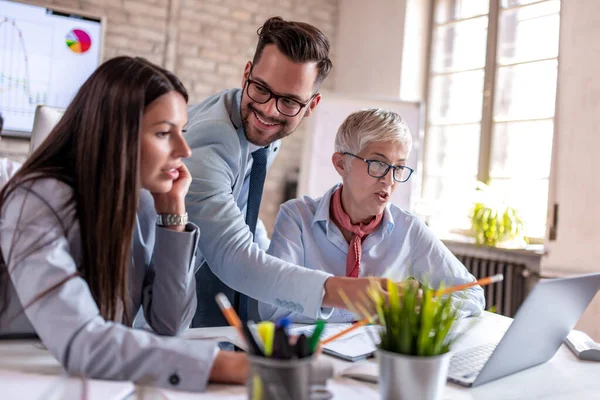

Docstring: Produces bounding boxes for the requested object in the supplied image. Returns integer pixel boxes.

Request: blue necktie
[234,147,268,321]
[245,147,268,237]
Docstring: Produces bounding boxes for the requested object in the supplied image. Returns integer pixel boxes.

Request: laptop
[448,272,600,387]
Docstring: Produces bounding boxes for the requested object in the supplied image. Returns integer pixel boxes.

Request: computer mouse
[565,330,600,362]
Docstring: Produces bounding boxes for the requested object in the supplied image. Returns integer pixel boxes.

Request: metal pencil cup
[377,349,452,400]
[247,354,314,400]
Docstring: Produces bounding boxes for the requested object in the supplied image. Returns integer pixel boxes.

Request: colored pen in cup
[309,320,326,353]
[294,334,311,359]
[215,293,245,345]
[276,316,291,331]
[243,321,265,357]
[272,326,293,360]
[256,321,276,357]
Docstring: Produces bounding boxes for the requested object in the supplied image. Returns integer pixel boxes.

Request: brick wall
[0,0,338,233]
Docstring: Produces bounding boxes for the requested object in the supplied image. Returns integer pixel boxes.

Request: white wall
[331,0,430,213]
[334,0,431,100]
[541,0,600,340]
[335,0,406,98]
[399,0,432,102]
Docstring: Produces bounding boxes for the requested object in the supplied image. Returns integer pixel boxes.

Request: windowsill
[438,232,544,275]
[439,232,545,256]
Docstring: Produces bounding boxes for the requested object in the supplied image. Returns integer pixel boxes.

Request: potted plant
[368,279,460,400]
[470,181,525,247]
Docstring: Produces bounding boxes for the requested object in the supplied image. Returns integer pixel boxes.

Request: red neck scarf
[330,186,383,277]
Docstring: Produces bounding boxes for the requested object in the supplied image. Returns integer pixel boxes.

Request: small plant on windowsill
[469,181,526,248]
[367,279,462,400]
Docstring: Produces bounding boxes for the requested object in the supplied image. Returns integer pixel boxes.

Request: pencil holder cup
[247,355,314,400]
[378,349,452,400]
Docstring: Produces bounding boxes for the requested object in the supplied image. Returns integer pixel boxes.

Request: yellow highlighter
[252,374,263,400]
[256,321,275,357]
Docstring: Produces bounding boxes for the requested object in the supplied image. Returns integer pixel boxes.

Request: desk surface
[1,312,600,400]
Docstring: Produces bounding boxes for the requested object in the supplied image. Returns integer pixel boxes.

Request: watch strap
[156,212,188,226]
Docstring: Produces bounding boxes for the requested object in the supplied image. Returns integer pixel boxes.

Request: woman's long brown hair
[0,56,188,323]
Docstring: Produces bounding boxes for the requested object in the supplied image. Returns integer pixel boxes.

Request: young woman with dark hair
[0,56,247,391]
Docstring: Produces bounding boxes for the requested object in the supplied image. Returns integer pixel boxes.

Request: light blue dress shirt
[258,184,486,323]
[185,88,333,326]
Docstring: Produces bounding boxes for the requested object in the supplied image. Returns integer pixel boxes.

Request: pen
[242,322,265,357]
[272,326,292,359]
[295,333,311,358]
[276,316,291,331]
[215,293,245,343]
[434,274,504,297]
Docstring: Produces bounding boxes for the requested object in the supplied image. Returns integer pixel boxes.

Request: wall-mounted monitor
[0,0,105,136]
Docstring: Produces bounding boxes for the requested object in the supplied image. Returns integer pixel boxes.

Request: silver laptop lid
[474,272,600,386]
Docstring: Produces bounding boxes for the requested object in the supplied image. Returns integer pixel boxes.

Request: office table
[1,312,600,399]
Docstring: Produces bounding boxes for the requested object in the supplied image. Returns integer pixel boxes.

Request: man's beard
[242,103,295,147]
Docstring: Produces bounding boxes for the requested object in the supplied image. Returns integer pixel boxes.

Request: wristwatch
[156,213,188,226]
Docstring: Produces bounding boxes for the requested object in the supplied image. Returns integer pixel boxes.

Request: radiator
[455,255,530,317]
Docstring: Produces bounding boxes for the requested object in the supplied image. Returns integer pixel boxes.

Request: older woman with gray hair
[258,108,485,323]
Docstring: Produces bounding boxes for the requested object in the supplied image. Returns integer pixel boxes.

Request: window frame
[421,0,561,243]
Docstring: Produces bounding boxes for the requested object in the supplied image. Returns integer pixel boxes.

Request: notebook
[290,323,381,362]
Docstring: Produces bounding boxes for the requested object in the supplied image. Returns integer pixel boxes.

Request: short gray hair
[334,109,412,156]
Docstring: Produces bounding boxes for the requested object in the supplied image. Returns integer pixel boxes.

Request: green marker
[309,320,326,353]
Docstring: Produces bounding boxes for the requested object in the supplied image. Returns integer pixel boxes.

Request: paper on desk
[291,323,381,362]
[0,370,134,400]
[140,384,247,400]
[183,327,244,344]
[152,379,380,400]
[340,360,379,383]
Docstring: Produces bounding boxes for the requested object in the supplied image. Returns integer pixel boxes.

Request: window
[422,0,561,241]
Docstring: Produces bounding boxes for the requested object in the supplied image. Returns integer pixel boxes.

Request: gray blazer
[185,88,333,327]
[0,178,216,392]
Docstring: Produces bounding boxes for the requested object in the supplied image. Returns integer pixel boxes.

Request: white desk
[2,312,600,400]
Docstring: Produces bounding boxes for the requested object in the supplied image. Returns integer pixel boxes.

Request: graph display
[66,29,92,53]
[0,0,102,134]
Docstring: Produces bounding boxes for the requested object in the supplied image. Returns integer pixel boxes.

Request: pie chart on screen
[66,29,92,53]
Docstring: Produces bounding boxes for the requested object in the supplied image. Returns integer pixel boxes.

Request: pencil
[215,293,245,342]
[434,274,504,297]
[321,316,374,345]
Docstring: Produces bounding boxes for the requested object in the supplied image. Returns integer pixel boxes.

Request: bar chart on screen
[0,0,103,136]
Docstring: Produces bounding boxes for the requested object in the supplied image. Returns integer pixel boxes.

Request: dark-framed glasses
[343,152,414,183]
[245,77,314,117]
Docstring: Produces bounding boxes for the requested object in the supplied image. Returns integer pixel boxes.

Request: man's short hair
[253,16,332,88]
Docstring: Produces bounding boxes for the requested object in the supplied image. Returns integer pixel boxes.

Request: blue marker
[276,316,291,332]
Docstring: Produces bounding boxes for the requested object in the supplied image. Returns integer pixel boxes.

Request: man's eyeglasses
[245,77,315,117]
[343,152,414,183]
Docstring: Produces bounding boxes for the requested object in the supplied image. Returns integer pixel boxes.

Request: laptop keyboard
[449,342,497,379]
